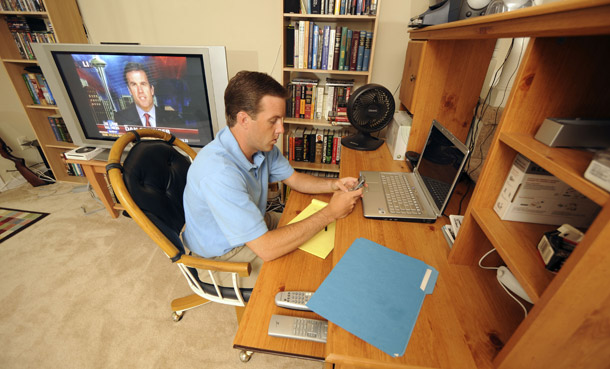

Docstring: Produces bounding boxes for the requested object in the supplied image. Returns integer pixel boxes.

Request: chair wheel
[239,350,253,362]
[172,311,183,322]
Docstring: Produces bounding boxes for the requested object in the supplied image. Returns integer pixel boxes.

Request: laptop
[360,120,469,223]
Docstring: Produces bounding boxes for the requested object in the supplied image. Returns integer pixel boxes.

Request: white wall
[0,0,420,184]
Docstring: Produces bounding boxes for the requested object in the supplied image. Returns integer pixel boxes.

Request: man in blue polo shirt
[183,71,363,288]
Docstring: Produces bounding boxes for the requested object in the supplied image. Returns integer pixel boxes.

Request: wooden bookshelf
[0,0,88,183]
[281,1,381,174]
[405,1,610,368]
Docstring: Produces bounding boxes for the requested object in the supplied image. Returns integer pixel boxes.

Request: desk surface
[233,144,524,369]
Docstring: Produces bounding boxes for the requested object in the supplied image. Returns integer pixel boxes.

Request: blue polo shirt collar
[218,127,265,170]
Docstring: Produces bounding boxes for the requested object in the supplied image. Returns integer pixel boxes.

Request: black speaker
[458,0,491,19]
[284,0,300,13]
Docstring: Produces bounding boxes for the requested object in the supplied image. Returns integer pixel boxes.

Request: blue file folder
[306,237,438,357]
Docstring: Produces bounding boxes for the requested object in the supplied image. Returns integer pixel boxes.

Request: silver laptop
[361,120,469,223]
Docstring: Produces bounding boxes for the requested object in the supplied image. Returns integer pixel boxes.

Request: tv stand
[65,158,123,218]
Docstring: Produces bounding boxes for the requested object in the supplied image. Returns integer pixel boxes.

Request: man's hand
[322,186,363,220]
[331,177,359,192]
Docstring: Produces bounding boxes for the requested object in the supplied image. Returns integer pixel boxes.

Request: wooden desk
[65,158,123,218]
[234,144,523,369]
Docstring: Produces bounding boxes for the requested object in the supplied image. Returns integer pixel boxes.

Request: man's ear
[236,111,250,128]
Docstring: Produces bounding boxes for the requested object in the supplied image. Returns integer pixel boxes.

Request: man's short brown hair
[224,71,289,127]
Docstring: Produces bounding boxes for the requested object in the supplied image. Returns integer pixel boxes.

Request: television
[32,43,229,149]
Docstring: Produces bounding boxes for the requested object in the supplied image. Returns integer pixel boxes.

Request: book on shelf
[311,23,320,69]
[21,68,55,106]
[362,31,372,71]
[338,27,348,71]
[288,23,372,72]
[349,29,360,71]
[47,115,73,143]
[287,128,350,165]
[285,0,376,15]
[4,15,56,60]
[285,23,295,68]
[356,30,366,71]
[0,0,45,11]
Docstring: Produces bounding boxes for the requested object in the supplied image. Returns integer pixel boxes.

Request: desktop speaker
[459,0,491,19]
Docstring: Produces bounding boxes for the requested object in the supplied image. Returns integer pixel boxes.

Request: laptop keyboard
[422,176,452,207]
[380,174,422,215]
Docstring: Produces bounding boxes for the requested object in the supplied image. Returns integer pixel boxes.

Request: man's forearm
[283,171,335,194]
[246,207,334,261]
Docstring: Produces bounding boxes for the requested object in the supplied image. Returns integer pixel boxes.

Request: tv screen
[33,44,228,149]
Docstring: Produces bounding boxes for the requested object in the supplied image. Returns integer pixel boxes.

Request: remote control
[268,314,328,343]
[274,291,313,311]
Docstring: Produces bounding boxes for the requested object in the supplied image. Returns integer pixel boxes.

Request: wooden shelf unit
[281,2,380,174]
[0,0,88,184]
[405,1,610,368]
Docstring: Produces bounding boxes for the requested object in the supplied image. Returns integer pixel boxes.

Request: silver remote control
[268,314,327,343]
[274,291,313,311]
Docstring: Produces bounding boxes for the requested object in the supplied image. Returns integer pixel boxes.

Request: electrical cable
[454,39,518,212]
[270,43,282,76]
[478,248,528,318]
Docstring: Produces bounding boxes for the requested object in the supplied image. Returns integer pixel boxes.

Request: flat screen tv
[32,43,229,149]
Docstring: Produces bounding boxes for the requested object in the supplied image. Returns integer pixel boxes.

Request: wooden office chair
[106,129,254,361]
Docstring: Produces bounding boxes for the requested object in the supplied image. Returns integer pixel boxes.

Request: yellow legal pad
[288,199,336,259]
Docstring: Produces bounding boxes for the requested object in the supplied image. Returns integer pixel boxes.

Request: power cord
[479,248,528,318]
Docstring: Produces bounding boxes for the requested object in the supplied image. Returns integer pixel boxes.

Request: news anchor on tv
[113,62,185,128]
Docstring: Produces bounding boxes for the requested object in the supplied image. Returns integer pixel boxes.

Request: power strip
[496,266,533,304]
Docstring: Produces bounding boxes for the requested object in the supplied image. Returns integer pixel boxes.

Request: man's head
[224,71,289,128]
[123,62,155,112]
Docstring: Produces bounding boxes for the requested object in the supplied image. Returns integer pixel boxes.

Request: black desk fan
[341,83,395,151]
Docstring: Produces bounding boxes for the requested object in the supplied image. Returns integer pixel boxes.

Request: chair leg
[170,294,210,322]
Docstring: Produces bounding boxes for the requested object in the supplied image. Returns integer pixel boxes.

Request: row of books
[296,169,339,178]
[22,70,55,105]
[47,115,73,143]
[286,22,372,72]
[5,15,56,60]
[285,0,377,16]
[287,128,350,164]
[0,0,45,11]
[286,77,354,123]
[60,153,85,177]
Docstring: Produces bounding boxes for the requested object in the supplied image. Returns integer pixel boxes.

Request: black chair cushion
[122,140,190,238]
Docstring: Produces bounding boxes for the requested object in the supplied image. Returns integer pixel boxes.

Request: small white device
[274,291,313,311]
[584,148,610,192]
[385,111,412,160]
[268,314,327,343]
[63,146,105,160]
[496,266,533,304]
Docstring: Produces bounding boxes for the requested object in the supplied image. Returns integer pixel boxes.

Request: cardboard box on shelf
[493,154,600,228]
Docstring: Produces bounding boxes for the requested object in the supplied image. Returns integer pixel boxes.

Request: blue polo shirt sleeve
[199,168,268,248]
[268,145,294,183]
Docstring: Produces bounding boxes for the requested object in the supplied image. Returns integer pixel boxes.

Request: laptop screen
[415,120,469,212]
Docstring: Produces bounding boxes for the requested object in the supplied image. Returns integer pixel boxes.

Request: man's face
[125,70,154,112]
[247,95,285,153]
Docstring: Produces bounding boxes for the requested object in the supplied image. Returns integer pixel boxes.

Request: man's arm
[282,170,358,194]
[246,187,363,261]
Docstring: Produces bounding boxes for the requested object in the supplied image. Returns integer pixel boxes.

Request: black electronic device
[409,0,490,28]
[341,84,395,151]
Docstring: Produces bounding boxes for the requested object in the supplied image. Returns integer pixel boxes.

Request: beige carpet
[0,182,323,369]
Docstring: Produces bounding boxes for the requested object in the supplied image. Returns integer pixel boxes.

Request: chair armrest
[178,254,251,277]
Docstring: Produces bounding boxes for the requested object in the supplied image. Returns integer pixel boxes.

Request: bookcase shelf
[0,0,88,184]
[406,1,610,367]
[281,1,380,175]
